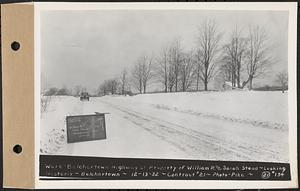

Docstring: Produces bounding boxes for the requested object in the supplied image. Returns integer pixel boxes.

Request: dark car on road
[80,92,90,101]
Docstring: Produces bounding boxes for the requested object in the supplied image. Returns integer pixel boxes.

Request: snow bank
[40,96,83,154]
[102,90,288,128]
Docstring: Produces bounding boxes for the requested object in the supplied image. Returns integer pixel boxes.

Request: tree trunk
[196,75,199,91]
[182,73,186,92]
[204,78,208,91]
[204,66,208,91]
[237,73,240,88]
[196,66,200,91]
[237,64,241,88]
[175,77,178,92]
[164,64,168,92]
[231,72,234,88]
[164,78,168,93]
[249,77,253,90]
[241,75,253,89]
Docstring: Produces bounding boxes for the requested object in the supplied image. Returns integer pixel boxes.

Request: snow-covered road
[41,92,289,163]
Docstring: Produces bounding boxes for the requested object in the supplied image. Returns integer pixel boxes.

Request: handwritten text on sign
[66,114,106,143]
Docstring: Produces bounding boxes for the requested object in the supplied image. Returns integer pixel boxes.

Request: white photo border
[34,2,298,189]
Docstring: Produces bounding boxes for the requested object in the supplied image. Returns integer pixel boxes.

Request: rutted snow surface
[40,91,289,163]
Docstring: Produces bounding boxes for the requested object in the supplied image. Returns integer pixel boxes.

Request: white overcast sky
[41,10,288,91]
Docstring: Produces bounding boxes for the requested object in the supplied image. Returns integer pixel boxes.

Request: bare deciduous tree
[275,71,288,93]
[167,58,176,92]
[242,25,273,90]
[98,82,108,96]
[155,48,169,92]
[120,68,128,95]
[131,55,153,94]
[219,58,232,83]
[131,58,144,94]
[109,79,119,95]
[98,79,119,96]
[222,27,248,88]
[195,19,222,91]
[41,95,52,112]
[180,51,196,91]
[168,39,183,92]
[142,56,153,93]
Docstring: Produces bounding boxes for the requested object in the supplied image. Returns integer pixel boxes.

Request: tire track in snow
[98,99,278,162]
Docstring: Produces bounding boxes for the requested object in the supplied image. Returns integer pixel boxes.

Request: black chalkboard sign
[66,114,106,143]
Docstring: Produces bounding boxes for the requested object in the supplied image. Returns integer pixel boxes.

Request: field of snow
[40,91,289,163]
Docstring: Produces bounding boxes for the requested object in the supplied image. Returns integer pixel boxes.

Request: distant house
[217,81,245,91]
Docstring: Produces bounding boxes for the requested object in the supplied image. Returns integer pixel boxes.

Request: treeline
[98,19,276,96]
[97,69,133,96]
[43,85,89,96]
[44,87,71,96]
[44,19,285,97]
